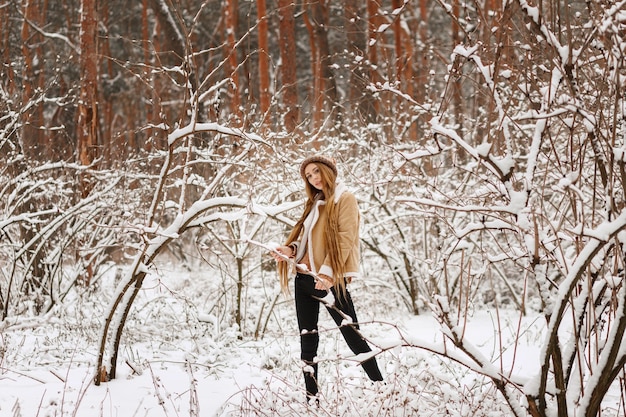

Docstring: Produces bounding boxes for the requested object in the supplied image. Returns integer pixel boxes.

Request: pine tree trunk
[77,0,99,188]
[306,0,339,131]
[345,0,376,123]
[224,0,241,125]
[277,0,299,134]
[20,0,46,160]
[257,0,270,119]
[367,0,383,118]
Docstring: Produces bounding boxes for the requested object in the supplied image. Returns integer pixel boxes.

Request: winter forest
[2,0,626,416]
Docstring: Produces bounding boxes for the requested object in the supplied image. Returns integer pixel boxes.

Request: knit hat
[299,155,337,179]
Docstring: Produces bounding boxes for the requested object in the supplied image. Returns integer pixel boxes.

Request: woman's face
[304,163,324,191]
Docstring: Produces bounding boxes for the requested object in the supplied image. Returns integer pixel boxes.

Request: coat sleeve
[319,192,360,278]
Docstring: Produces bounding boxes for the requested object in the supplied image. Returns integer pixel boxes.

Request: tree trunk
[148,0,189,152]
[257,0,271,120]
[148,0,186,63]
[345,0,376,124]
[277,0,299,134]
[20,0,46,160]
[224,0,241,125]
[77,0,99,200]
[401,6,416,141]
[367,0,384,119]
[2,3,15,96]
[100,0,113,165]
[142,0,158,153]
[306,0,339,131]
[303,9,322,129]
[19,0,49,301]
[417,0,428,105]
[391,0,416,140]
[391,0,403,82]
[451,0,464,147]
[489,0,512,154]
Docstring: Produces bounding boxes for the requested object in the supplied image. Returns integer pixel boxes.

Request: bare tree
[382,1,626,416]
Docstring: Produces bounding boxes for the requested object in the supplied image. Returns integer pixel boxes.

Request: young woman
[271,155,383,402]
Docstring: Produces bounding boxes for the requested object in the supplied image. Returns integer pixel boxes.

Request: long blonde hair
[278,163,348,297]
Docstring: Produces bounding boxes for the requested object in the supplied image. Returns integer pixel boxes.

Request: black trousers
[294,273,383,398]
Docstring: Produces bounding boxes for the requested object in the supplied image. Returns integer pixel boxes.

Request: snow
[376,24,390,33]
[4,2,626,415]
[167,121,268,147]
[1,265,554,417]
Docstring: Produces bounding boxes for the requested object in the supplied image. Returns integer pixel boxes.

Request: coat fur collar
[333,182,347,203]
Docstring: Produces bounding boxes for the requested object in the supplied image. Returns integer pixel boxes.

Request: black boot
[303,361,319,402]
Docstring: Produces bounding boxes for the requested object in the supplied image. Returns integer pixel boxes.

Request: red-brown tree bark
[277,0,299,134]
[305,0,339,130]
[416,0,429,104]
[77,0,99,198]
[224,0,242,125]
[99,0,113,164]
[257,0,271,118]
[345,0,376,123]
[20,0,46,160]
[367,0,385,117]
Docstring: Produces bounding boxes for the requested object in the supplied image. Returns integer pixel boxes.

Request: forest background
[2,0,626,416]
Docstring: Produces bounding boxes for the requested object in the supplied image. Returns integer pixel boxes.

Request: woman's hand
[315,274,333,291]
[271,245,293,262]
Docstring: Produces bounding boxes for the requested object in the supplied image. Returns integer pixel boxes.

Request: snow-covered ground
[0,262,601,416]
